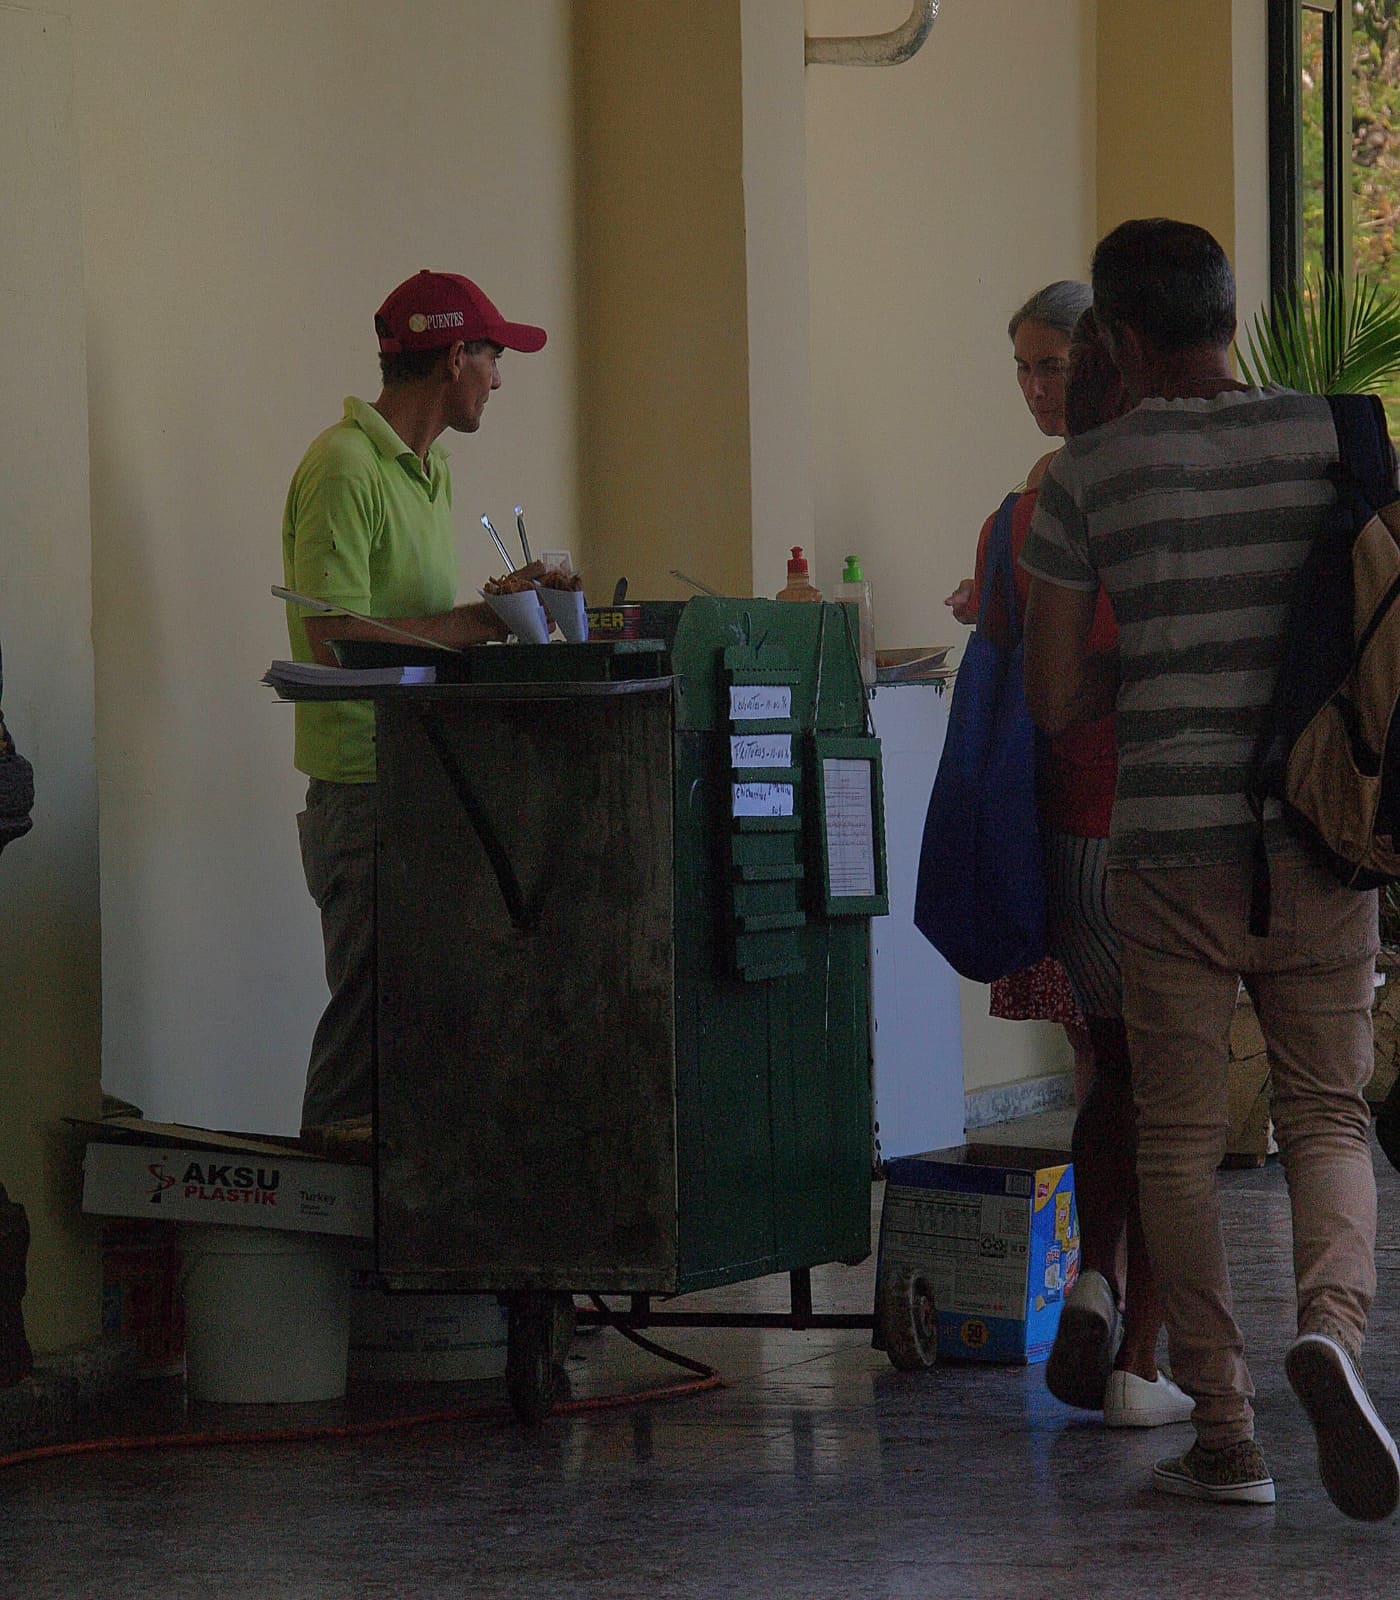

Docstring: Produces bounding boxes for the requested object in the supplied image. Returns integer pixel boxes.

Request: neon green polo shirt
[282,397,458,782]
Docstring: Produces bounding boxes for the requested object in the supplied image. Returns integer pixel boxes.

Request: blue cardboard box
[875,1144,1078,1364]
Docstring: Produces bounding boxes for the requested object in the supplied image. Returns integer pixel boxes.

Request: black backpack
[1247,393,1400,934]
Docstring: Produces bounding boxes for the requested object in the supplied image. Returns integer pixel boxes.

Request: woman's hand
[944,578,977,625]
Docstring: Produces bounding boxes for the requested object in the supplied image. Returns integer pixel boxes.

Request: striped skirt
[1044,831,1122,1020]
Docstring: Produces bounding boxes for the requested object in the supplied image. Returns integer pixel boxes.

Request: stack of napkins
[264,661,436,690]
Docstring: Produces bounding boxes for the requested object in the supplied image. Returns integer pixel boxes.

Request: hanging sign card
[729,685,792,721]
[732,782,795,818]
[821,758,877,897]
[729,733,792,769]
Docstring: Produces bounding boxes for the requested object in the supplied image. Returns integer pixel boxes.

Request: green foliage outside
[1302,2,1400,429]
[1236,271,1400,393]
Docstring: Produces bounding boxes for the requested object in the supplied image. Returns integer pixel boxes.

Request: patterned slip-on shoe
[1045,1269,1121,1410]
[1153,1440,1276,1506]
[1103,1369,1195,1429]
[1286,1332,1400,1522]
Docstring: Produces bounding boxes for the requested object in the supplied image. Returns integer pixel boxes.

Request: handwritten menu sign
[732,782,794,818]
[729,685,792,721]
[729,733,792,769]
[822,759,876,896]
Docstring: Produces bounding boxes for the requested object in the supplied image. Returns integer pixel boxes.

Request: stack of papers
[263,660,436,690]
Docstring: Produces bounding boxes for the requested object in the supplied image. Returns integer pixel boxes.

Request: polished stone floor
[5,1127,1400,1599]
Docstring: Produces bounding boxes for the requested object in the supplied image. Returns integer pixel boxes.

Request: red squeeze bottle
[776,546,822,602]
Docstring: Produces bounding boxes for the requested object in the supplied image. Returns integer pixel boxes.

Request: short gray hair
[1007,280,1092,343]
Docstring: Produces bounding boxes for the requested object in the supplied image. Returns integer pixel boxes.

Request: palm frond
[1236,273,1400,395]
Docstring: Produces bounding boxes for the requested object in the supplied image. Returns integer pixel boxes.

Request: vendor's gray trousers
[1110,856,1378,1451]
[297,777,377,1131]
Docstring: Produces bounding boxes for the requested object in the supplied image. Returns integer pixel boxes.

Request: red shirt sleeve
[1014,487,1120,836]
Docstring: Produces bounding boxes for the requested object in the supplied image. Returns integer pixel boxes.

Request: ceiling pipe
[805,0,941,66]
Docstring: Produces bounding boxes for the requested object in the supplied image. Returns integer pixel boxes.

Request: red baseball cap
[374,269,547,355]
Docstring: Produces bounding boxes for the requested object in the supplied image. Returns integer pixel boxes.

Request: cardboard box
[78,1120,373,1239]
[875,1145,1078,1364]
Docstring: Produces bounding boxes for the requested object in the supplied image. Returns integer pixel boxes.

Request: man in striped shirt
[1021,218,1398,1519]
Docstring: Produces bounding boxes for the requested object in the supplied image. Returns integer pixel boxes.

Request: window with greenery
[1270,2,1400,424]
[1299,3,1344,283]
[1349,5,1400,282]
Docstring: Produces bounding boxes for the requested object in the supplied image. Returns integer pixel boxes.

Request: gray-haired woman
[942,288,1190,1429]
[941,283,1095,1094]
[945,279,1091,622]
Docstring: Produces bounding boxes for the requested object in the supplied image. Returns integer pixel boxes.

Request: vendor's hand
[452,599,511,645]
[944,579,977,625]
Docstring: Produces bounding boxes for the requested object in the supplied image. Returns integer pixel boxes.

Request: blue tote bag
[913,491,1047,982]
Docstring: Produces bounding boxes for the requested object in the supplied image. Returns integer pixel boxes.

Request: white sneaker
[1103,1369,1194,1428]
[1286,1331,1400,1521]
[1046,1269,1121,1410]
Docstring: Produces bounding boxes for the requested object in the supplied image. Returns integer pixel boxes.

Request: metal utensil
[513,505,532,566]
[481,515,514,573]
[612,577,629,605]
[669,568,720,597]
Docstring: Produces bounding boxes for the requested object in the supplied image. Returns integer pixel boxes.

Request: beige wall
[576,0,817,604]
[743,1,819,599]
[0,0,1281,1348]
[1096,0,1269,326]
[72,0,577,1133]
[0,5,103,1351]
[574,0,754,603]
[804,0,1097,1093]
[1096,0,1236,246]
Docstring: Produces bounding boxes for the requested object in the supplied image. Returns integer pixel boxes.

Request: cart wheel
[506,1294,559,1425]
[878,1265,938,1372]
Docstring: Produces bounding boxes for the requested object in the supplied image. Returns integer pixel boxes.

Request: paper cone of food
[480,588,549,644]
[535,584,589,642]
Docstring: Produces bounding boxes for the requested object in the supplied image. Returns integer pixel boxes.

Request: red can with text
[585,603,641,640]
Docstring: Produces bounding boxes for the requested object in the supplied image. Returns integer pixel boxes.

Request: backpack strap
[1328,392,1398,513]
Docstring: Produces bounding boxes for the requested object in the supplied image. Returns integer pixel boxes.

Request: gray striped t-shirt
[1021,387,1343,870]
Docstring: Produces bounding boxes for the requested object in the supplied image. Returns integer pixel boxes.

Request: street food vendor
[281,268,547,1140]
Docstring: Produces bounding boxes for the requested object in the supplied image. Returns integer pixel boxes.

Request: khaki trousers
[1109,856,1378,1449]
[297,778,377,1131]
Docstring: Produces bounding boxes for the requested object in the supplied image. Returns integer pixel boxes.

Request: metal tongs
[670,568,721,597]
[481,515,514,573]
[482,507,535,571]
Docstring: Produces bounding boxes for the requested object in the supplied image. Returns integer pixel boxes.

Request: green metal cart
[283,598,895,1420]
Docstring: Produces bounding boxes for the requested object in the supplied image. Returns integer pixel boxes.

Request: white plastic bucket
[348,1255,508,1380]
[180,1225,351,1403]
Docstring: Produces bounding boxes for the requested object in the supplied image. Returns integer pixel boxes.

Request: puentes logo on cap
[408,310,466,334]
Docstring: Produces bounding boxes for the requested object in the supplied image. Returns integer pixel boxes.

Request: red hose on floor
[0,1369,724,1472]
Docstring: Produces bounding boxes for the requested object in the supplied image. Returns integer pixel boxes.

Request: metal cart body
[292,601,909,1413]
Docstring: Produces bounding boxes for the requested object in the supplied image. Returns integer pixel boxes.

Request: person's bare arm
[303,601,507,664]
[300,560,560,663]
[1023,576,1118,734]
